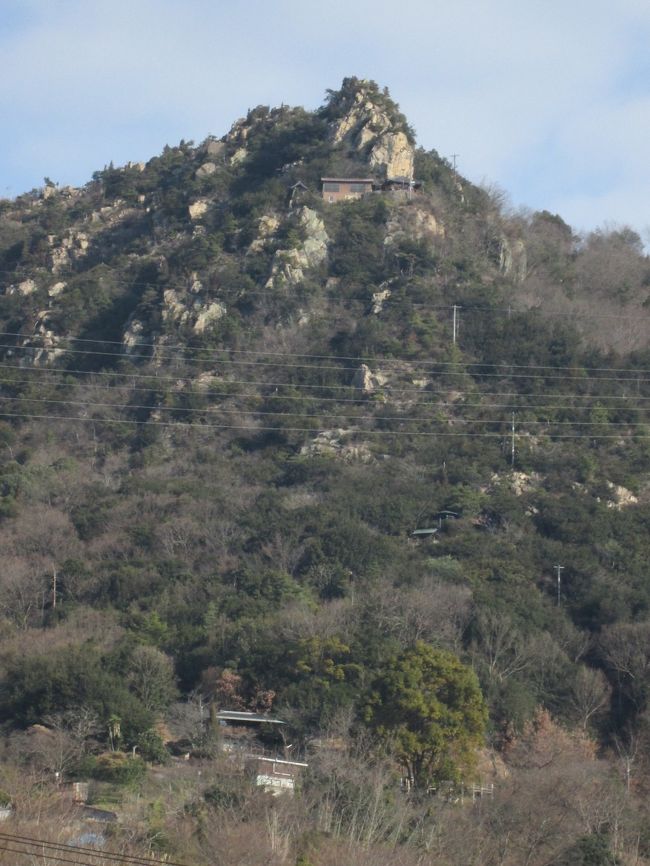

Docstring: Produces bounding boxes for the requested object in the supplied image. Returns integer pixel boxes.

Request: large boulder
[195,162,217,178]
[188,199,210,221]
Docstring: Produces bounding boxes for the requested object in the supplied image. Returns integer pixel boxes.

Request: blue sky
[1,0,649,240]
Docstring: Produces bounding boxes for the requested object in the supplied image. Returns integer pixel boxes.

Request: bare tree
[0,556,47,629]
[0,504,81,616]
[601,621,650,715]
[471,609,532,683]
[8,708,100,779]
[568,667,611,731]
[614,729,639,794]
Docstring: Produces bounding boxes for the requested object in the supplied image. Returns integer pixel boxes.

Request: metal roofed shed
[216,710,286,752]
[410,528,439,537]
[434,510,461,528]
[217,710,285,726]
[382,176,422,194]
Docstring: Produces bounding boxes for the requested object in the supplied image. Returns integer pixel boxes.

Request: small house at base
[321,177,375,203]
[251,756,308,795]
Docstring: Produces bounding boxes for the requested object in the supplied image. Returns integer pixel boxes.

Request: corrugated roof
[255,756,309,767]
[217,710,285,725]
[321,177,375,183]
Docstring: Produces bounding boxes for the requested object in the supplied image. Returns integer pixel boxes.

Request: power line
[0,830,193,866]
[0,410,510,437]
[0,392,647,427]
[3,363,650,416]
[2,341,650,385]
[0,369,646,408]
[0,408,646,440]
[0,843,104,866]
[1,326,649,375]
[3,368,650,415]
[7,361,650,404]
[5,384,649,415]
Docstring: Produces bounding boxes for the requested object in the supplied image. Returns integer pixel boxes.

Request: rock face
[329,82,414,178]
[352,364,388,393]
[300,429,373,463]
[266,207,328,288]
[195,162,217,178]
[499,237,527,283]
[204,138,225,158]
[371,286,392,314]
[122,315,151,357]
[88,200,142,228]
[384,206,445,252]
[223,107,271,165]
[18,312,66,366]
[48,281,66,298]
[188,200,210,221]
[6,278,37,297]
[368,131,413,178]
[229,148,247,166]
[491,471,540,497]
[192,302,228,334]
[47,231,90,274]
[248,214,281,253]
[606,482,638,510]
[161,275,227,334]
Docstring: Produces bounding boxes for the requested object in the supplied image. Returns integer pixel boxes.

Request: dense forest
[1,78,650,865]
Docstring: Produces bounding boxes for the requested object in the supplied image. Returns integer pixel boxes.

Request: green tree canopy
[364,642,487,787]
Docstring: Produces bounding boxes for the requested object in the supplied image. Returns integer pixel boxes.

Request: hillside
[1,77,650,865]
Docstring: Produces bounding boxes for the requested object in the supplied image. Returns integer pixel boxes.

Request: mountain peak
[320,77,416,179]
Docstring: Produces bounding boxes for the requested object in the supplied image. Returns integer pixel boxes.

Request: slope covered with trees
[0,78,650,865]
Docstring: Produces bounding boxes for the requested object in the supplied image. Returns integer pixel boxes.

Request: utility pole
[452,305,460,345]
[554,565,565,607]
[511,413,515,468]
[451,153,459,174]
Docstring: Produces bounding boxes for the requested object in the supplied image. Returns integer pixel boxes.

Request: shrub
[89,752,146,785]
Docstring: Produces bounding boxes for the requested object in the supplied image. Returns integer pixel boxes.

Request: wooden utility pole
[511,413,515,468]
[555,565,565,607]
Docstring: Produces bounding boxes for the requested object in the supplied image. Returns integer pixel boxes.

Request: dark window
[348,183,370,194]
[323,182,340,192]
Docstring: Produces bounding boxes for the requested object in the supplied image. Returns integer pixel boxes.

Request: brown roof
[321,177,375,183]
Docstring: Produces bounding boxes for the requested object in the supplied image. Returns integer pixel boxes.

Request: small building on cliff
[321,177,375,202]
